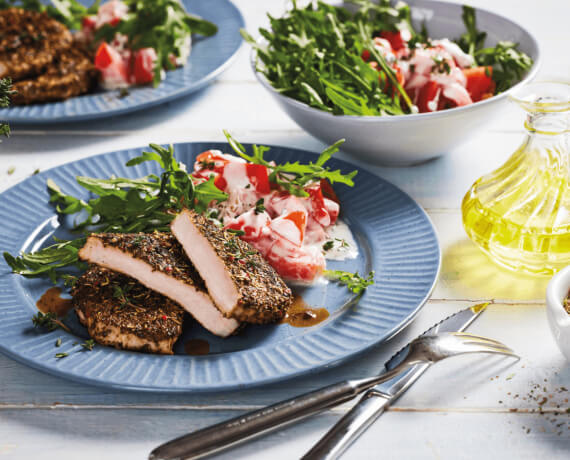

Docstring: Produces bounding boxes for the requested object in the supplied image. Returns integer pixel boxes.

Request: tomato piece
[319,179,339,204]
[361,49,371,62]
[214,175,227,191]
[463,66,495,102]
[225,209,271,241]
[306,186,330,227]
[284,211,307,242]
[82,15,97,30]
[265,242,325,282]
[94,42,116,69]
[246,163,271,194]
[379,31,406,51]
[417,80,440,113]
[133,48,157,85]
[195,151,228,173]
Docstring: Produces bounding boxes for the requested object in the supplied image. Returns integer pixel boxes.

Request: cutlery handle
[301,390,392,460]
[149,380,359,460]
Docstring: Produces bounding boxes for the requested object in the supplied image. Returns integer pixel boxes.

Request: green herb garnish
[31,311,70,332]
[55,338,62,347]
[323,241,334,251]
[324,269,375,294]
[254,198,266,215]
[225,131,356,197]
[55,352,68,359]
[227,229,245,236]
[81,339,95,351]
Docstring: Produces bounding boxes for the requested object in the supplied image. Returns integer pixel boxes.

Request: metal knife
[301,303,489,460]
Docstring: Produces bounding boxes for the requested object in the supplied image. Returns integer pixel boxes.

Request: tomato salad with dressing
[192,148,358,284]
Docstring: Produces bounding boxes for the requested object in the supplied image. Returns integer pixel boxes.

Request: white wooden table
[1,1,569,458]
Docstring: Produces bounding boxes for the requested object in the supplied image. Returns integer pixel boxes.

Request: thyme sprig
[324,270,375,294]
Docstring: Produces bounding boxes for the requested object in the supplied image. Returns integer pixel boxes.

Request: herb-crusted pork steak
[11,45,98,105]
[73,266,184,354]
[78,232,240,337]
[171,209,293,324]
[0,8,73,81]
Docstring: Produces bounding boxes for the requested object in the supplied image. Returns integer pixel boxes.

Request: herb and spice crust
[0,8,73,81]
[177,210,293,323]
[72,265,185,354]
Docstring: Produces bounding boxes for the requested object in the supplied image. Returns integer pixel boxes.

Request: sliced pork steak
[73,266,184,354]
[78,232,240,337]
[171,209,293,324]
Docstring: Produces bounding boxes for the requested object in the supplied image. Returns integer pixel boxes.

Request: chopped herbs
[31,311,70,332]
[7,166,15,175]
[324,269,375,294]
[254,198,266,214]
[55,352,68,359]
[55,338,62,347]
[323,240,334,251]
[227,229,245,236]
[81,339,95,351]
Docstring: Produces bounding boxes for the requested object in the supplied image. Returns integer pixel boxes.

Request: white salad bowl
[546,266,570,361]
[252,0,540,166]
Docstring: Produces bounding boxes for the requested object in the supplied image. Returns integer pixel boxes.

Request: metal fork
[149,332,518,460]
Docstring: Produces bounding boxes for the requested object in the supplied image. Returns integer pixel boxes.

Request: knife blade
[301,303,489,460]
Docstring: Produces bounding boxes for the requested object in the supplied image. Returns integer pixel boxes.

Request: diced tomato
[94,42,116,68]
[270,211,307,247]
[306,186,330,227]
[319,179,339,204]
[361,49,371,62]
[94,42,129,85]
[323,198,339,224]
[283,211,307,242]
[463,66,495,102]
[245,164,271,194]
[225,209,271,241]
[195,151,229,174]
[132,48,157,85]
[214,175,227,191]
[82,15,97,30]
[417,80,440,113]
[265,241,325,282]
[379,31,406,51]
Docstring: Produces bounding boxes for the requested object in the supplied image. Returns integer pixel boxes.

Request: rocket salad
[243,0,533,115]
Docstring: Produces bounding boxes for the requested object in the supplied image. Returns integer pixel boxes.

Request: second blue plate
[0,0,244,124]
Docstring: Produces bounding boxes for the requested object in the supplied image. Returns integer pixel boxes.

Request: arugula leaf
[456,6,532,92]
[324,269,375,294]
[224,130,356,197]
[243,0,414,116]
[0,0,98,28]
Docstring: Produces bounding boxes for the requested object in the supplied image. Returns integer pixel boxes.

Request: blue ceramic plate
[0,0,244,124]
[0,143,440,392]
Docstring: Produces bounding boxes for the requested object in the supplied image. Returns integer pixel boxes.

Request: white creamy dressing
[320,219,359,261]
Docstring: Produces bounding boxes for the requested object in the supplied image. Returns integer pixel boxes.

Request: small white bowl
[252,0,540,166]
[546,265,570,361]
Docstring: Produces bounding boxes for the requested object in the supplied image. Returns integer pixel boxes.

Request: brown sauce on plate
[185,339,210,356]
[36,287,73,317]
[282,295,329,328]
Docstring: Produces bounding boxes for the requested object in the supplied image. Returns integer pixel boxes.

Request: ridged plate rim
[0,142,441,392]
[0,0,244,124]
